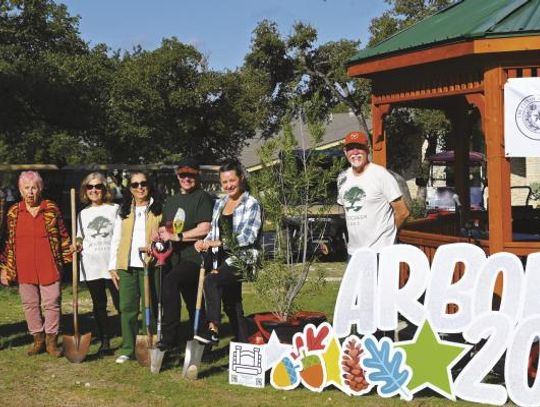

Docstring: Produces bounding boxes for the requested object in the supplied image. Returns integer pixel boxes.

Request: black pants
[204,261,248,342]
[85,278,120,339]
[161,260,202,344]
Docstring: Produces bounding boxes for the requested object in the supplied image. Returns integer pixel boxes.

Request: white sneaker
[115,355,130,364]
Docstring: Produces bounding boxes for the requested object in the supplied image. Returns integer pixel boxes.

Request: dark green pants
[118,267,160,357]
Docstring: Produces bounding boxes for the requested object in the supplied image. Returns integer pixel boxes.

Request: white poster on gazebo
[504,77,540,157]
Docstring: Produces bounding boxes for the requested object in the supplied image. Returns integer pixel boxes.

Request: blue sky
[57,0,389,71]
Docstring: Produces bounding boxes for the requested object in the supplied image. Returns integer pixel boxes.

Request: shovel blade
[63,332,92,363]
[150,348,166,374]
[182,340,205,379]
[135,334,158,367]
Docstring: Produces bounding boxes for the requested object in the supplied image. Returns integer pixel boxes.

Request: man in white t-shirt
[337,131,410,256]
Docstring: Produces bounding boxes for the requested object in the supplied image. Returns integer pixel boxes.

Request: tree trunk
[416,134,438,203]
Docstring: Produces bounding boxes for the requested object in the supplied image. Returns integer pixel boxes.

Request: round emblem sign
[515,95,540,140]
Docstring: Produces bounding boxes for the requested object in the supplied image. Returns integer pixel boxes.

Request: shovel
[135,249,157,367]
[182,255,207,380]
[64,188,92,363]
[149,241,173,374]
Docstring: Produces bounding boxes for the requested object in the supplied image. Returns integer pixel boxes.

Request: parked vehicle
[425,151,485,215]
[284,212,347,261]
[261,212,347,261]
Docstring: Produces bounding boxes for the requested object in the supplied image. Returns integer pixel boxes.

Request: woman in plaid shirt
[194,159,262,344]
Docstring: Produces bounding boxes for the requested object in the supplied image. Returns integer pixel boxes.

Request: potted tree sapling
[245,110,344,344]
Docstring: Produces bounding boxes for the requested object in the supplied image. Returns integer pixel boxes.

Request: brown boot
[27,332,45,356]
[45,334,62,357]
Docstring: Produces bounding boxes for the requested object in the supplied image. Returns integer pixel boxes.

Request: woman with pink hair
[0,171,72,357]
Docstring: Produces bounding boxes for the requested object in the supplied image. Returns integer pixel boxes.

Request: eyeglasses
[86,183,105,191]
[176,173,196,179]
[130,181,149,189]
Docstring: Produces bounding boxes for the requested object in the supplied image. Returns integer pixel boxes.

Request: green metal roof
[349,0,540,66]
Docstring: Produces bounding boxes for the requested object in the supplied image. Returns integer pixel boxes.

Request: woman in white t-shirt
[75,172,120,356]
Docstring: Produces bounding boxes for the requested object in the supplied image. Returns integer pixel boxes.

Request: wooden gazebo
[347,0,540,292]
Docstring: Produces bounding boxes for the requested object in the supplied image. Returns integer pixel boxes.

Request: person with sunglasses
[109,171,163,363]
[74,172,120,356]
[157,158,213,350]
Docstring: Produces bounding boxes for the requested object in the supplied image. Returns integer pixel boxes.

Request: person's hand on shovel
[138,244,153,257]
[194,240,207,252]
[194,240,221,252]
[158,226,183,243]
[0,268,9,286]
[109,270,120,290]
[70,237,83,254]
[194,241,220,274]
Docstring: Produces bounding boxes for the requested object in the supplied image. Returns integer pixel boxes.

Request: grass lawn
[0,263,485,407]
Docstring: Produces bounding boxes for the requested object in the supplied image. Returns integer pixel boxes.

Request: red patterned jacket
[1,200,72,284]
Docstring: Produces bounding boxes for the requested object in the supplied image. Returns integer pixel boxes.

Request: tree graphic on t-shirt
[344,187,366,212]
[87,216,112,238]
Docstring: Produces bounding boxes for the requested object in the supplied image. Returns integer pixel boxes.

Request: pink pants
[19,282,61,335]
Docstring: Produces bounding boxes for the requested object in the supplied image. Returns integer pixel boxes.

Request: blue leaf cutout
[362,337,410,397]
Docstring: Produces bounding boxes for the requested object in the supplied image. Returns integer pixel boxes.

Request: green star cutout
[395,320,471,400]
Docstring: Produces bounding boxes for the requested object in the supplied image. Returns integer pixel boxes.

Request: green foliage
[244,20,370,138]
[252,261,303,318]
[0,0,458,169]
[384,108,452,177]
[384,109,421,174]
[107,38,207,163]
[409,198,427,219]
[369,0,456,46]
[0,0,97,165]
[0,0,263,165]
[368,11,400,47]
[251,110,342,320]
[0,0,129,165]
[216,216,259,282]
[530,182,540,203]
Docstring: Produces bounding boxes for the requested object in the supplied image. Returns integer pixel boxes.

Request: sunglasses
[86,183,105,191]
[130,181,149,189]
[176,173,196,179]
[345,144,368,152]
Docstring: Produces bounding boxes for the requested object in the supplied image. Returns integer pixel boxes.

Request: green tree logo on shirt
[344,187,366,212]
[87,216,112,238]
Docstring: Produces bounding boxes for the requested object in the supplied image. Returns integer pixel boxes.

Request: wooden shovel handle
[143,265,152,347]
[192,260,206,332]
[144,270,151,320]
[70,188,80,336]
[195,265,205,310]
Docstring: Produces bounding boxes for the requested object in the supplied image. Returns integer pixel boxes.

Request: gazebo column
[484,68,512,272]
[371,102,391,166]
[445,99,471,220]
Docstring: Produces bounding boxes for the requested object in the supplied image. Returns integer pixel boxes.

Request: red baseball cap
[344,131,369,148]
